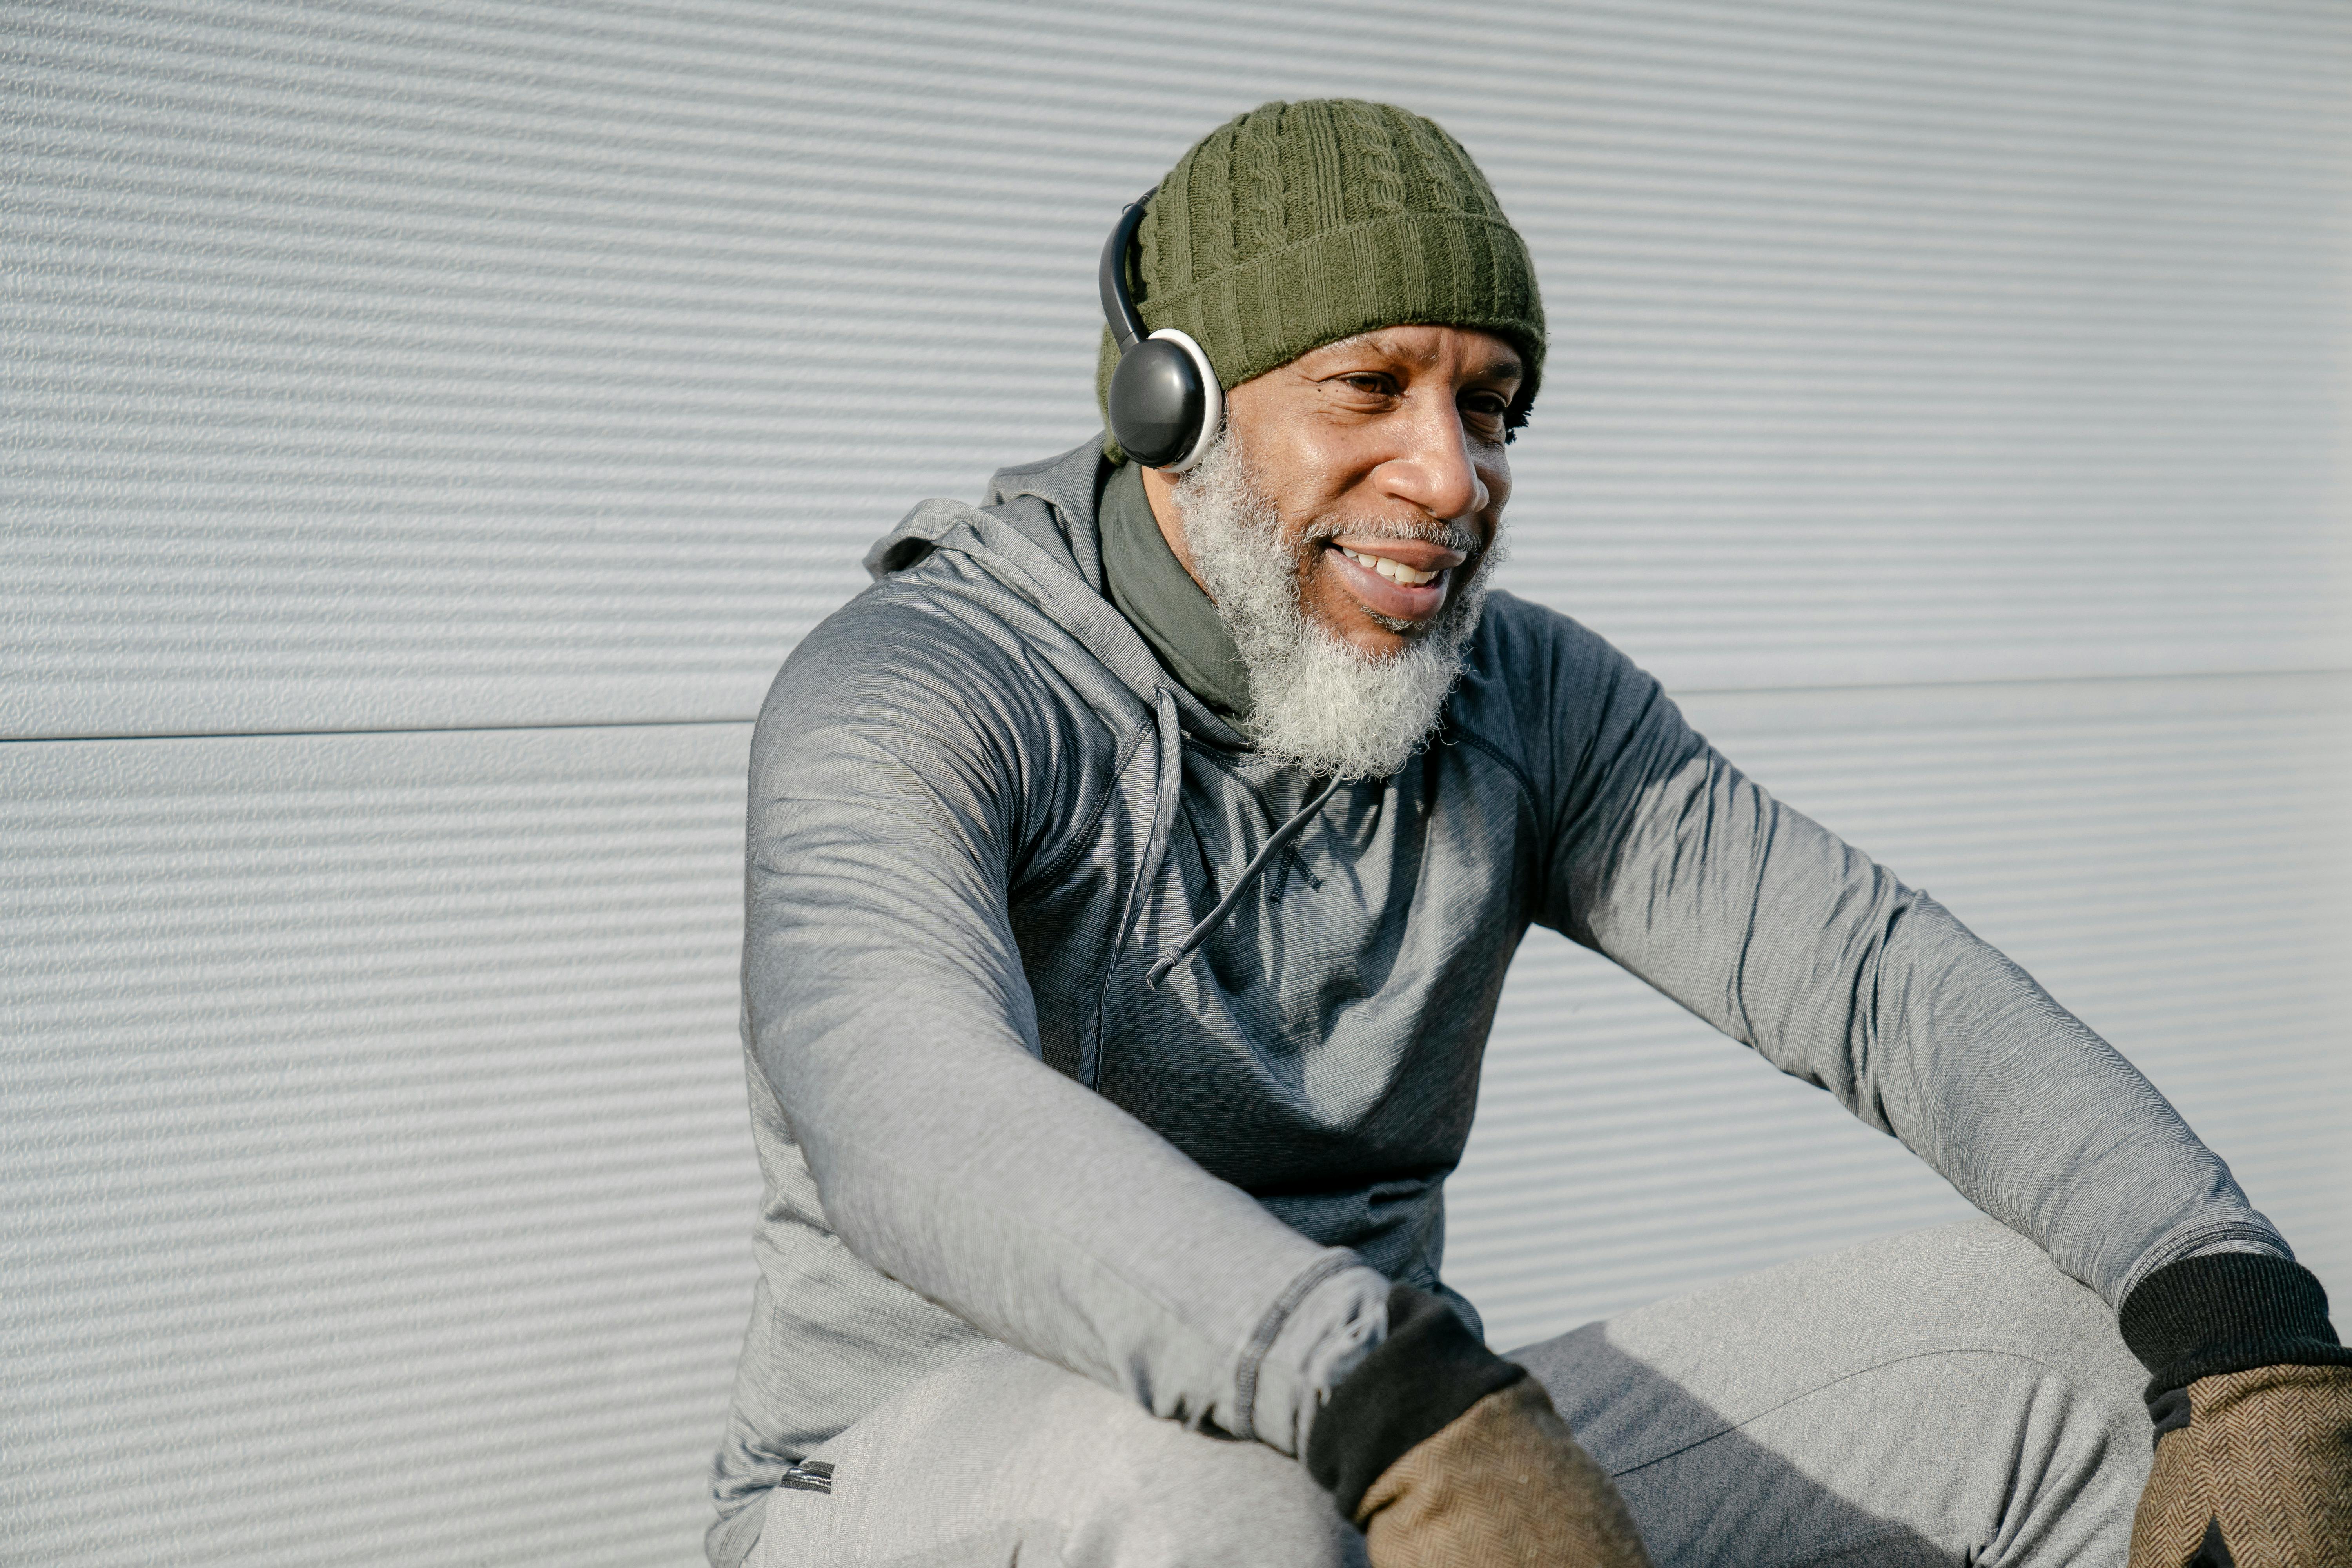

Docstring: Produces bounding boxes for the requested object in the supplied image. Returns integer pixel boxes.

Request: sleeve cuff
[2118,1251,2352,1415]
[1244,1260,1389,1459]
[1302,1283,1526,1517]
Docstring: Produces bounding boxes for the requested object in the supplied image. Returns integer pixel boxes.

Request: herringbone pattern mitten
[2127,1364,2352,1568]
[1357,1379,1652,1568]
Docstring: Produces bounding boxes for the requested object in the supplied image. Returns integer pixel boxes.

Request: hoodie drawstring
[1146,770,1342,989]
[1084,688,1188,1087]
[1137,688,1189,931]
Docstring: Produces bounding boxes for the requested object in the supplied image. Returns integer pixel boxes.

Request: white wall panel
[6,4,2348,1564]
[1448,672,2352,1353]
[6,0,2345,740]
[0,724,759,1567]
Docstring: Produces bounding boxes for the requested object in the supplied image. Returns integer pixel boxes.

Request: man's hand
[2128,1364,2352,1568]
[1305,1285,1653,1568]
[2118,1252,2352,1567]
[1357,1376,1651,1568]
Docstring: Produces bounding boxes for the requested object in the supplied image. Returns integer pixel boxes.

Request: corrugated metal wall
[4,3,2345,1564]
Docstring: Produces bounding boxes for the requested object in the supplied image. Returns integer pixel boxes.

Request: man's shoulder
[1448,590,1671,786]
[1459,590,1653,713]
[1468,588,1616,661]
[788,548,1021,681]
[757,538,1143,783]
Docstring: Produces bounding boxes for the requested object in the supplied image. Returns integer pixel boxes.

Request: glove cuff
[2118,1252,2352,1416]
[1303,1284,1526,1516]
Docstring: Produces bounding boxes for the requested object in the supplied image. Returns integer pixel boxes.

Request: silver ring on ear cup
[1148,328,1222,473]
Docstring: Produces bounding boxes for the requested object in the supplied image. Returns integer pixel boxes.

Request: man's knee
[1081,1430,1364,1566]
[1042,1374,1362,1566]
[1523,1221,2141,1405]
[776,1341,1362,1568]
[1506,1223,2152,1567]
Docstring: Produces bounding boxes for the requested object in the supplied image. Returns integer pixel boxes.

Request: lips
[1338,545,1441,587]
[1323,539,1454,622]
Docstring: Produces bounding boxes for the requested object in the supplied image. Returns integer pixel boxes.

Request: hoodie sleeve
[743,584,1386,1454]
[1531,620,2287,1308]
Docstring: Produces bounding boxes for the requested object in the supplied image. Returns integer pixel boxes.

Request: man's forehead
[1317,327,1523,379]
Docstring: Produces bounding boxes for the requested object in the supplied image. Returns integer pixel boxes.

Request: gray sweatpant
[742,1221,2154,1567]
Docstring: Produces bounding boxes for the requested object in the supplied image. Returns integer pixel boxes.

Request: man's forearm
[777,1002,1388,1447]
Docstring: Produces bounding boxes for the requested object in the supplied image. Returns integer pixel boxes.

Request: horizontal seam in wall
[1664,665,2352,701]
[0,715,757,748]
[1,666,2345,748]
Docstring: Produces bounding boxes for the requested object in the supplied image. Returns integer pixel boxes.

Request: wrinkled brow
[1329,330,1523,383]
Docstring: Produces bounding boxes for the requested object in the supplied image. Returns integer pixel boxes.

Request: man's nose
[1377,401,1489,523]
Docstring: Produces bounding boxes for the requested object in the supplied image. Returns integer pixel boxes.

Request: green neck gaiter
[1096,461,1254,731]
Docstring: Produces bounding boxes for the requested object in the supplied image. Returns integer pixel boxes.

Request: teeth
[1340,546,1439,587]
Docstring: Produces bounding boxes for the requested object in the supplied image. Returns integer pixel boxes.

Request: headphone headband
[1098,191,1152,352]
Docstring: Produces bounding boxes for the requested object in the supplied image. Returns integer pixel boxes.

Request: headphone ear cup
[1148,330,1223,474]
[1106,338,1206,469]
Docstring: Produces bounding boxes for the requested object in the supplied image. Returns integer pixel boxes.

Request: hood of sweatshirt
[862,437,1253,751]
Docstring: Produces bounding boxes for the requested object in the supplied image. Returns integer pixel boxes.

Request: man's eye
[1341,374,1394,396]
[1462,394,1512,433]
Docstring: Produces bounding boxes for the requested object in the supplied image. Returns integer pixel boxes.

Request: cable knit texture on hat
[1096,99,1546,462]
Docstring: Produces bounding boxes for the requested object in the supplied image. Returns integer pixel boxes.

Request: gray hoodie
[708,437,2283,1566]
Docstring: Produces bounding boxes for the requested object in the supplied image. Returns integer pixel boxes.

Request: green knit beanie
[1096,99,1545,463]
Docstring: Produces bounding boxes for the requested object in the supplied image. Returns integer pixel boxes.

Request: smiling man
[713,102,2351,1568]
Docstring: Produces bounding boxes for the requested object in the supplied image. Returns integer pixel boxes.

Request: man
[713,100,2350,1567]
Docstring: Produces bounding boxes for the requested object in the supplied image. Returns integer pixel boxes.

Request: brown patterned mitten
[1306,1285,1652,1568]
[2127,1364,2352,1568]
[1358,1377,1651,1568]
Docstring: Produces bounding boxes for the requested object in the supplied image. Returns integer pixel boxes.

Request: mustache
[1295,514,1486,559]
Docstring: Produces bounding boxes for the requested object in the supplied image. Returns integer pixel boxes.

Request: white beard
[1171,430,1502,782]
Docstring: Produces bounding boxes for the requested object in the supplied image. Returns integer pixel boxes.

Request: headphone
[1099,187,1223,471]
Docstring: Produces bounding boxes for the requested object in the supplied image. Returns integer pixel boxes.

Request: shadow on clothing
[1514,1323,1964,1568]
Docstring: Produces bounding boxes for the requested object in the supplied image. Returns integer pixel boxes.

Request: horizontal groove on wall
[5,0,2347,740]
[0,723,762,1568]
